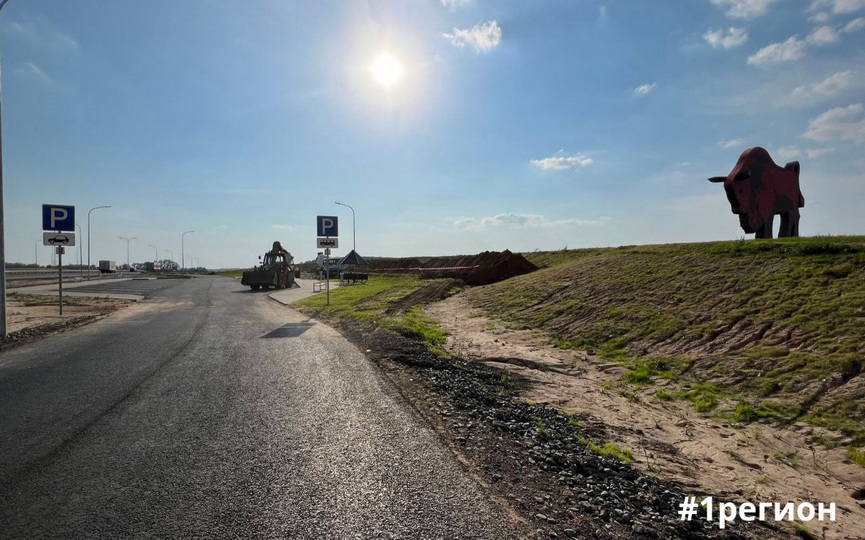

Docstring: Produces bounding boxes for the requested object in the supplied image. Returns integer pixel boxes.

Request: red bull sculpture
[709,147,804,238]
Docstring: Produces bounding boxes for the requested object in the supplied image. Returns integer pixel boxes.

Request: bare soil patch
[426,295,865,540]
[1,295,131,351]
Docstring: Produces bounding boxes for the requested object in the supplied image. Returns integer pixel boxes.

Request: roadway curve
[0,276,516,538]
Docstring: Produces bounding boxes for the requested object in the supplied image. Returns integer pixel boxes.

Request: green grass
[215,269,244,279]
[586,440,634,463]
[294,274,453,352]
[847,447,865,468]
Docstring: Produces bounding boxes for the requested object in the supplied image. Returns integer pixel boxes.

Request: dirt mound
[372,250,537,286]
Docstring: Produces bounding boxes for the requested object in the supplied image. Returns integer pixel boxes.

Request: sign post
[324,248,331,306]
[317,216,339,306]
[57,247,64,314]
[42,204,76,315]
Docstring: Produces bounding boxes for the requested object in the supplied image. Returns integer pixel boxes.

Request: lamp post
[34,240,38,267]
[75,223,82,276]
[118,236,136,271]
[148,244,158,262]
[181,230,194,271]
[87,205,111,279]
[335,201,356,253]
[0,0,15,337]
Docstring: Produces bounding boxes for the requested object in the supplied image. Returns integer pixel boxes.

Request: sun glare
[370,54,404,87]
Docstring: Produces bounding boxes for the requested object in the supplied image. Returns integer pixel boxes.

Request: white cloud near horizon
[454,213,611,231]
[704,27,749,48]
[710,0,782,19]
[443,21,502,53]
[804,103,865,143]
[634,82,657,96]
[530,154,594,170]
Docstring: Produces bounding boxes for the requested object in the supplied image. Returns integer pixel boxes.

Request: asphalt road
[0,276,515,538]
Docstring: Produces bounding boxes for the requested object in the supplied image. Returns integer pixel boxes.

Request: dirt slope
[424,237,865,539]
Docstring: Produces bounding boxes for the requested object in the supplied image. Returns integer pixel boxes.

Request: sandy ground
[3,294,131,343]
[427,295,865,540]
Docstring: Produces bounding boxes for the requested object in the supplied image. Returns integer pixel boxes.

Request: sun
[370,54,404,87]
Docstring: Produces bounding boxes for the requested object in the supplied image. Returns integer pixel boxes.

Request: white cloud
[215,225,229,231]
[776,146,801,160]
[443,21,502,53]
[718,138,745,148]
[808,25,841,43]
[747,26,841,65]
[454,213,610,231]
[530,154,594,170]
[634,82,657,96]
[441,0,472,5]
[809,0,865,15]
[806,147,836,157]
[15,62,55,85]
[747,36,808,64]
[792,71,853,99]
[844,16,865,31]
[272,224,301,232]
[803,103,865,143]
[703,27,749,49]
[710,0,781,19]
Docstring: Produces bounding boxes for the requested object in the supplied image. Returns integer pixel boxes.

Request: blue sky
[3,0,864,269]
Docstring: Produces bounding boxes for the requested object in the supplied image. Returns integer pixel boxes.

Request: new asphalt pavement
[0,276,516,538]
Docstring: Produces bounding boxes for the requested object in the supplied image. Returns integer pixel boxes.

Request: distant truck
[99,260,117,274]
[144,261,163,272]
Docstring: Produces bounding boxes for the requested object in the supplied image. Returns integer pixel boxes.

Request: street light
[335,201,356,253]
[118,236,137,270]
[75,223,82,268]
[0,0,16,337]
[181,230,194,271]
[87,205,111,279]
[148,244,158,262]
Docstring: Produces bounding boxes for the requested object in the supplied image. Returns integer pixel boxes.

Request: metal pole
[34,240,38,267]
[58,247,63,315]
[0,0,13,338]
[182,230,194,271]
[118,236,136,271]
[325,247,331,306]
[87,205,110,279]
[335,201,356,253]
[75,223,82,277]
[148,244,158,261]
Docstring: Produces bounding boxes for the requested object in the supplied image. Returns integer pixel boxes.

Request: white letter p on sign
[51,208,68,229]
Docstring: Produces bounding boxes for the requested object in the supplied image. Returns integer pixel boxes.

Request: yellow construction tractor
[241,241,299,290]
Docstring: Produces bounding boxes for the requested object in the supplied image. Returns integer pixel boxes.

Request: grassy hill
[466,236,865,446]
[297,235,865,455]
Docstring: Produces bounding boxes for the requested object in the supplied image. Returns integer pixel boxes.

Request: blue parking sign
[317,215,338,237]
[42,204,75,232]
